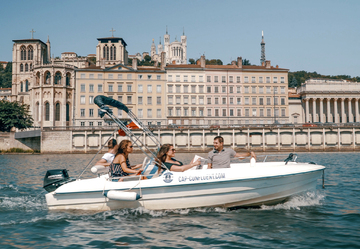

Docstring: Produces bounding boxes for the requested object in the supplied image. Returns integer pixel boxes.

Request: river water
[0,152,359,248]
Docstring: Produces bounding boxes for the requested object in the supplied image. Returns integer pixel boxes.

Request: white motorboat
[43,96,326,211]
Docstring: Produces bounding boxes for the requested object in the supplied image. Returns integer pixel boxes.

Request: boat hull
[45,162,325,211]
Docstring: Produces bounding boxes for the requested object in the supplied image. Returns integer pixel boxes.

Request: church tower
[158,37,163,54]
[164,26,170,62]
[150,39,156,59]
[260,31,266,65]
[181,28,187,64]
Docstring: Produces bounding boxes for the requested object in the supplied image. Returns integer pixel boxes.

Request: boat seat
[141,158,160,179]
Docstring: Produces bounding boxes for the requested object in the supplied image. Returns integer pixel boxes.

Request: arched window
[35,102,39,121]
[103,45,109,60]
[110,45,116,60]
[30,63,32,70]
[25,63,28,72]
[28,45,33,60]
[45,72,51,84]
[55,103,60,121]
[66,103,70,122]
[45,102,50,121]
[36,72,40,85]
[20,46,26,60]
[20,82,23,92]
[54,72,61,85]
[25,80,29,92]
[20,64,23,72]
[66,73,71,86]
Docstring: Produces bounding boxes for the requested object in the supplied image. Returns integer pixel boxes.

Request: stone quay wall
[32,126,360,153]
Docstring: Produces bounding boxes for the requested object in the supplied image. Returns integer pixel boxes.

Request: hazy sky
[1,0,359,77]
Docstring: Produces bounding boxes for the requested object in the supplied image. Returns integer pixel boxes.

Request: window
[274,87,278,94]
[176,108,181,116]
[89,109,94,117]
[176,75,180,82]
[89,96,94,104]
[244,76,249,83]
[108,85,113,92]
[274,97,278,105]
[245,109,249,117]
[127,96,132,104]
[127,74,132,79]
[89,84,94,92]
[138,85,143,93]
[168,96,173,104]
[80,108,85,117]
[207,109,212,116]
[214,86,219,93]
[118,74,123,79]
[191,108,196,116]
[260,109,264,117]
[215,109,219,116]
[273,77,278,83]
[252,77,256,83]
[281,108,286,117]
[127,85,132,92]
[168,75,173,82]
[191,85,196,93]
[259,77,263,83]
[281,77,285,83]
[98,84,103,92]
[156,85,161,93]
[236,76,241,83]
[147,85,152,93]
[199,96,204,105]
[176,85,181,93]
[229,76,233,83]
[168,108,173,116]
[20,46,26,60]
[207,86,211,93]
[184,75,188,82]
[191,96,196,104]
[275,108,279,117]
[117,109,122,118]
[237,97,241,105]
[207,76,211,82]
[229,86,233,93]
[237,86,241,93]
[147,75,152,80]
[81,84,85,92]
[259,86,264,94]
[215,98,219,104]
[168,85,173,93]
[267,97,271,105]
[147,109,152,118]
[55,103,60,121]
[222,109,226,116]
[207,97,211,105]
[199,109,204,116]
[157,109,161,118]
[252,97,256,105]
[157,75,161,80]
[222,76,226,83]
[214,76,218,82]
[81,73,85,79]
[252,109,257,117]
[259,97,264,105]
[199,85,204,93]
[80,96,85,104]
[230,109,234,116]
[138,109,143,118]
[281,87,285,94]
[184,108,189,116]
[20,64,23,72]
[138,75,143,79]
[199,76,204,82]
[81,122,85,126]
[109,74,113,79]
[89,122,93,126]
[222,98,226,104]
[245,97,249,105]
[266,77,270,83]
[252,86,256,93]
[191,75,195,82]
[118,96,122,102]
[157,97,161,105]
[138,96,143,105]
[147,96,152,105]
[222,86,226,93]
[266,86,271,94]
[176,96,181,104]
[281,98,285,105]
[237,109,242,116]
[98,74,103,79]
[98,122,102,126]
[184,96,189,104]
[244,86,249,93]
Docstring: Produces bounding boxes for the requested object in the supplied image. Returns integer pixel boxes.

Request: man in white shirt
[96,139,118,166]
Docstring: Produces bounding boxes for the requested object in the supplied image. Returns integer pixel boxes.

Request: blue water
[0,152,359,248]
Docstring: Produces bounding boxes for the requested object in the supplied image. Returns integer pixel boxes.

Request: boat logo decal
[163,172,174,183]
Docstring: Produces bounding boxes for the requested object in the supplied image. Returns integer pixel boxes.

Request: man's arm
[96,158,111,166]
[235,151,256,160]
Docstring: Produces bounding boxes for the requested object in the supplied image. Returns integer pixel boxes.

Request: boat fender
[91,165,108,174]
[250,157,256,167]
[105,190,140,201]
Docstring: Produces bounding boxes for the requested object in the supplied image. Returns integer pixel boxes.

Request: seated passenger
[156,144,200,172]
[109,140,142,178]
[96,139,118,166]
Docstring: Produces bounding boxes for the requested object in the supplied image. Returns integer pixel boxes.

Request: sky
[0,0,359,77]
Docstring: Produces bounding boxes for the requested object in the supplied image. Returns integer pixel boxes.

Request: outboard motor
[43,169,75,193]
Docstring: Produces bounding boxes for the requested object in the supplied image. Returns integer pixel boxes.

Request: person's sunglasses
[171,149,176,152]
[129,146,133,148]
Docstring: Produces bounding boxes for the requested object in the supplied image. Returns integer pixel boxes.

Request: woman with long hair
[156,144,200,172]
[109,139,142,178]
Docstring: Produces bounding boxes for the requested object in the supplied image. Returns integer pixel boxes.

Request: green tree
[206,59,223,65]
[0,100,33,132]
[189,58,196,64]
[0,62,12,88]
[290,76,298,87]
[242,59,251,65]
[138,55,155,66]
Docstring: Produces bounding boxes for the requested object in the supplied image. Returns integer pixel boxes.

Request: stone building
[297,79,360,123]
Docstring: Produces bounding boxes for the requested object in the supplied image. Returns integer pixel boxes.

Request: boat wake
[259,190,325,210]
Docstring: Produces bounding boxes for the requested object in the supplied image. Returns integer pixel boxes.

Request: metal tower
[260,31,266,65]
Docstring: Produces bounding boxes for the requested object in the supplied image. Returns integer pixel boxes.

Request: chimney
[237,57,242,68]
[261,61,265,66]
[231,61,236,65]
[265,60,271,68]
[132,58,137,70]
[200,55,205,68]
[160,52,166,70]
